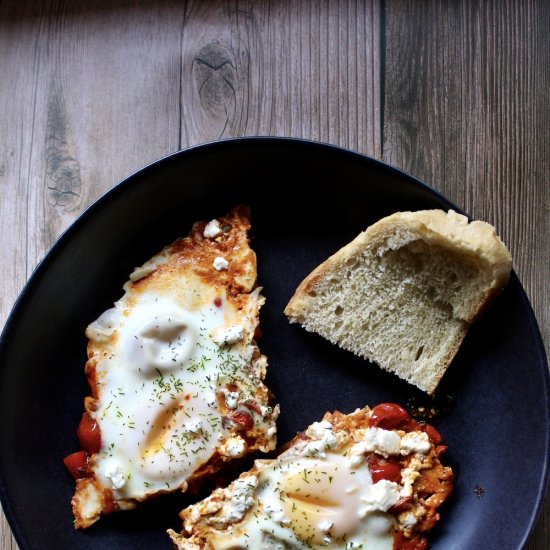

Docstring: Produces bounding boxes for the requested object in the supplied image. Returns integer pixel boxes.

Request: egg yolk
[282,455,366,544]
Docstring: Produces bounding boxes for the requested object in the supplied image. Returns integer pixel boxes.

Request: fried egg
[67,207,279,528]
[169,405,453,549]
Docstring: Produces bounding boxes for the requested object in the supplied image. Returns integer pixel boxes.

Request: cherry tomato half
[370,403,419,431]
[77,413,101,455]
[367,456,402,484]
[419,422,442,445]
[63,451,90,480]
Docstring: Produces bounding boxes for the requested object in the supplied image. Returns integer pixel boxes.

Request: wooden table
[0,1,548,548]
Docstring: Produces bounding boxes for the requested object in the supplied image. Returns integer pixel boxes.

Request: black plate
[0,138,548,550]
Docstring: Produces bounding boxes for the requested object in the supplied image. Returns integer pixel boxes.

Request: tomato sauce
[394,531,428,550]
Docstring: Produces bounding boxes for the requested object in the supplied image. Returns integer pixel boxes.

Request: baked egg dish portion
[64,206,279,528]
[168,404,453,550]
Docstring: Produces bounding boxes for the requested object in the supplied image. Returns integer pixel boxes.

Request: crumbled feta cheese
[359,479,400,516]
[104,463,126,490]
[203,499,223,515]
[400,456,423,497]
[214,325,244,345]
[259,405,272,417]
[252,355,268,378]
[352,427,401,458]
[399,511,418,530]
[219,436,247,458]
[213,256,229,271]
[306,420,333,439]
[400,431,431,455]
[222,474,258,522]
[203,219,221,238]
[302,424,338,457]
[224,390,239,409]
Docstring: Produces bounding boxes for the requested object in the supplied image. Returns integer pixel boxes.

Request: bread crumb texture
[285,210,512,394]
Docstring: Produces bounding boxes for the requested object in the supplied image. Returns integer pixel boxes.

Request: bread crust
[285,210,512,394]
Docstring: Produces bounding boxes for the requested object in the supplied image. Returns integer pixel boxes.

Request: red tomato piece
[77,413,101,455]
[367,456,402,484]
[394,531,428,550]
[419,422,442,445]
[63,451,90,480]
[370,403,418,431]
[229,410,254,431]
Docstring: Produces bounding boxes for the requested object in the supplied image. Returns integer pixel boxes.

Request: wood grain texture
[180,0,381,152]
[0,0,547,548]
[383,3,549,545]
[383,0,550,357]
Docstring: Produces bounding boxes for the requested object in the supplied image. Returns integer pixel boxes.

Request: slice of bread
[168,404,453,549]
[284,210,512,394]
[66,207,279,528]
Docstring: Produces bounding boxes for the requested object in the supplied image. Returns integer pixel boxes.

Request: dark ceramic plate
[0,138,548,550]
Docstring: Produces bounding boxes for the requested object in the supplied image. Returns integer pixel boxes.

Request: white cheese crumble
[259,405,272,417]
[203,219,221,238]
[400,456,423,497]
[222,474,258,522]
[302,423,338,457]
[203,499,223,515]
[224,390,239,409]
[214,325,245,345]
[399,511,418,530]
[359,479,400,516]
[219,436,247,458]
[306,420,333,439]
[352,427,401,458]
[213,256,229,271]
[400,431,431,455]
[104,463,126,490]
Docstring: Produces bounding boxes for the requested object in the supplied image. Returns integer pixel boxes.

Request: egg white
[209,450,396,549]
[87,279,270,501]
